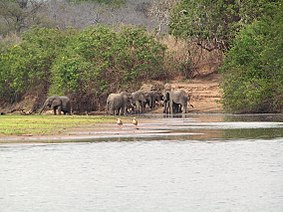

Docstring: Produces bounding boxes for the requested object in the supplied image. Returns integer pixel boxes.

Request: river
[1,114,283,211]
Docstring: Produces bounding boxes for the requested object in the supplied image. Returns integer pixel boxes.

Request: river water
[1,114,283,211]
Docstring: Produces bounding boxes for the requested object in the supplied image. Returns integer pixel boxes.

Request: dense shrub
[220,7,283,113]
[50,25,166,111]
[0,25,166,111]
[0,28,72,103]
[169,0,281,51]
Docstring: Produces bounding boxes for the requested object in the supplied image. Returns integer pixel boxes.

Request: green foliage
[220,6,283,113]
[169,0,281,50]
[119,27,166,82]
[50,26,166,98]
[0,27,73,102]
[0,25,166,111]
[0,0,45,35]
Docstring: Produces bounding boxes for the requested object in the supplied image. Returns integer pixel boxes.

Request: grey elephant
[131,90,147,113]
[163,90,193,114]
[172,102,183,113]
[106,92,131,115]
[39,96,71,115]
[144,90,163,109]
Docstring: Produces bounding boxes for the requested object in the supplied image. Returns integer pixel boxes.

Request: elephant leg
[182,102,187,113]
[163,101,169,113]
[170,100,174,114]
[53,107,57,115]
[116,108,120,116]
[134,102,140,113]
[57,106,62,115]
[122,106,127,116]
[120,107,124,116]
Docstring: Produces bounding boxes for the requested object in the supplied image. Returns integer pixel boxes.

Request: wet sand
[0,117,181,143]
[1,113,282,143]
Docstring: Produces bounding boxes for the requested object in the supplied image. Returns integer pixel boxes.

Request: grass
[0,115,117,136]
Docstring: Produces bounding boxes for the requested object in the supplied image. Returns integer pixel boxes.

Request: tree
[0,27,72,102]
[220,4,283,113]
[0,25,167,111]
[169,0,281,51]
[0,0,46,35]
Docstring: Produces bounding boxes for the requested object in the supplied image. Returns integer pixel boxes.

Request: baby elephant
[39,95,71,115]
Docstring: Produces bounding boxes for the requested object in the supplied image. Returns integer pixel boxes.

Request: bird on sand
[132,117,138,129]
[117,118,123,127]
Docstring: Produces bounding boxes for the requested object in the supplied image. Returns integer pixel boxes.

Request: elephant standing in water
[163,90,193,114]
[131,90,147,113]
[39,96,71,115]
[144,90,163,109]
[106,92,131,115]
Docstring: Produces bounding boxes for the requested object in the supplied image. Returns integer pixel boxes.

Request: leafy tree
[48,25,166,111]
[0,0,46,34]
[0,24,167,111]
[169,0,280,51]
[0,27,73,102]
[220,5,283,113]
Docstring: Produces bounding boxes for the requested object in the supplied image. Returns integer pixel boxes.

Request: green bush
[0,27,73,102]
[50,26,166,95]
[169,0,281,51]
[220,7,283,113]
[0,25,167,111]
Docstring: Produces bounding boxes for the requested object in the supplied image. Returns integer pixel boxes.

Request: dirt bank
[172,73,222,113]
[0,72,222,115]
[151,72,222,113]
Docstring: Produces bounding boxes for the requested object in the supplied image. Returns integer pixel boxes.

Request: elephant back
[171,90,188,102]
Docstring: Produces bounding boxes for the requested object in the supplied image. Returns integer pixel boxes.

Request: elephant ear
[51,97,61,107]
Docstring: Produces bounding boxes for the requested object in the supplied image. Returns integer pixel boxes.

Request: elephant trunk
[39,100,48,114]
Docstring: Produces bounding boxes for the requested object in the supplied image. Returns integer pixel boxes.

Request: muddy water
[1,114,283,211]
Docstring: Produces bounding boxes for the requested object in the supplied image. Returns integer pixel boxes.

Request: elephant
[172,102,183,113]
[39,96,71,115]
[131,90,147,113]
[144,90,163,109]
[163,90,193,114]
[106,91,132,115]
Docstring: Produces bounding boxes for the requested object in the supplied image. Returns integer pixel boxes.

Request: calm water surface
[1,114,283,212]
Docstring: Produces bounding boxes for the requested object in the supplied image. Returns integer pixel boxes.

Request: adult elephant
[39,96,71,115]
[163,90,193,114]
[144,90,163,109]
[106,92,131,115]
[131,90,147,113]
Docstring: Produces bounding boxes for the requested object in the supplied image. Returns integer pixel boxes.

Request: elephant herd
[105,85,193,116]
[39,84,193,115]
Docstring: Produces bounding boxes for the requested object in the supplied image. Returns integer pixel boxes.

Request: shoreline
[1,113,282,144]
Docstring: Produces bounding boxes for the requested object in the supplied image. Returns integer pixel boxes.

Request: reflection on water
[0,114,283,211]
[64,114,283,143]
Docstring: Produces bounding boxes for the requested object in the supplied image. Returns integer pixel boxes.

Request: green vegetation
[0,0,282,114]
[0,25,166,111]
[50,26,166,96]
[0,28,74,103]
[169,0,280,51]
[0,115,115,135]
[170,0,282,113]
[220,5,283,113]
